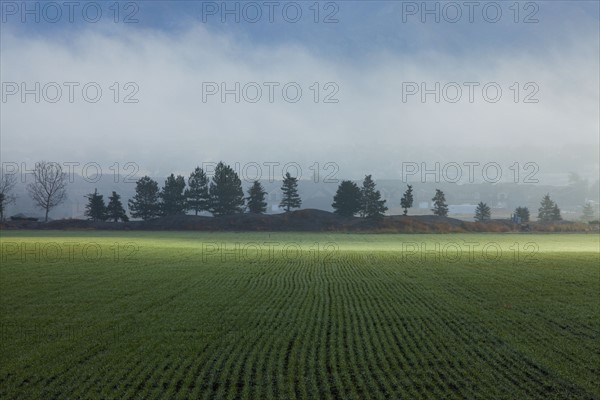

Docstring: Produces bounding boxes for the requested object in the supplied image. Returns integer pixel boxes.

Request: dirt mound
[140,209,349,231]
[1,210,594,233]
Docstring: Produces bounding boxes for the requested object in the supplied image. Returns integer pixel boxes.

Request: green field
[1,231,598,399]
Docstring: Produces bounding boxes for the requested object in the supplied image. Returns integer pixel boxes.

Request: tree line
[85,162,302,221]
[331,180,563,223]
[0,161,576,223]
[119,166,565,223]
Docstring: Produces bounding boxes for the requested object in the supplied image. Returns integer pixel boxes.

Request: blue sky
[1,1,599,179]
[5,1,598,54]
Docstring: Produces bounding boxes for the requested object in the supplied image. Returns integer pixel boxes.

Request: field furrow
[1,232,598,399]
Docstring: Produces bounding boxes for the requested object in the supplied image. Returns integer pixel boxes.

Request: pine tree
[161,174,187,216]
[514,206,530,223]
[332,180,361,217]
[106,191,129,222]
[360,175,387,219]
[551,203,562,222]
[247,180,267,214]
[84,188,107,222]
[128,176,160,220]
[431,189,448,217]
[474,201,491,222]
[581,202,595,222]
[185,167,210,216]
[538,194,560,223]
[400,184,414,216]
[280,172,302,212]
[209,162,245,216]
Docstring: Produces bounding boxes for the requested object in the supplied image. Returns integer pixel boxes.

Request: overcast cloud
[1,2,598,180]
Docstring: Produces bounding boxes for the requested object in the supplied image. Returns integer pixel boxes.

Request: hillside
[1,209,595,233]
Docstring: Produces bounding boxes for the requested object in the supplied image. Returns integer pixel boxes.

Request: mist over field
[1,1,599,179]
[2,1,599,221]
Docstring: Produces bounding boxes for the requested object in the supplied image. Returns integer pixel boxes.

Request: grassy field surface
[1,231,598,399]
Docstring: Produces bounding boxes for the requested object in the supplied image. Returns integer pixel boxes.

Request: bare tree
[0,172,18,221]
[27,161,68,222]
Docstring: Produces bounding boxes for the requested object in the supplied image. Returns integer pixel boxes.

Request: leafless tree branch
[26,161,68,222]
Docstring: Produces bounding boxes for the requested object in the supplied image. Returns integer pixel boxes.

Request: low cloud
[1,19,598,180]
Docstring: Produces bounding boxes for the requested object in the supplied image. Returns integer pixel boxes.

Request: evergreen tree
[551,203,562,222]
[185,167,210,215]
[514,206,530,223]
[474,201,491,222]
[209,162,245,216]
[84,188,107,222]
[360,175,387,219]
[280,172,302,212]
[538,194,561,222]
[106,191,129,222]
[247,180,267,214]
[161,174,187,215]
[581,202,595,222]
[431,189,448,217]
[400,184,414,216]
[128,176,160,220]
[332,180,361,217]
